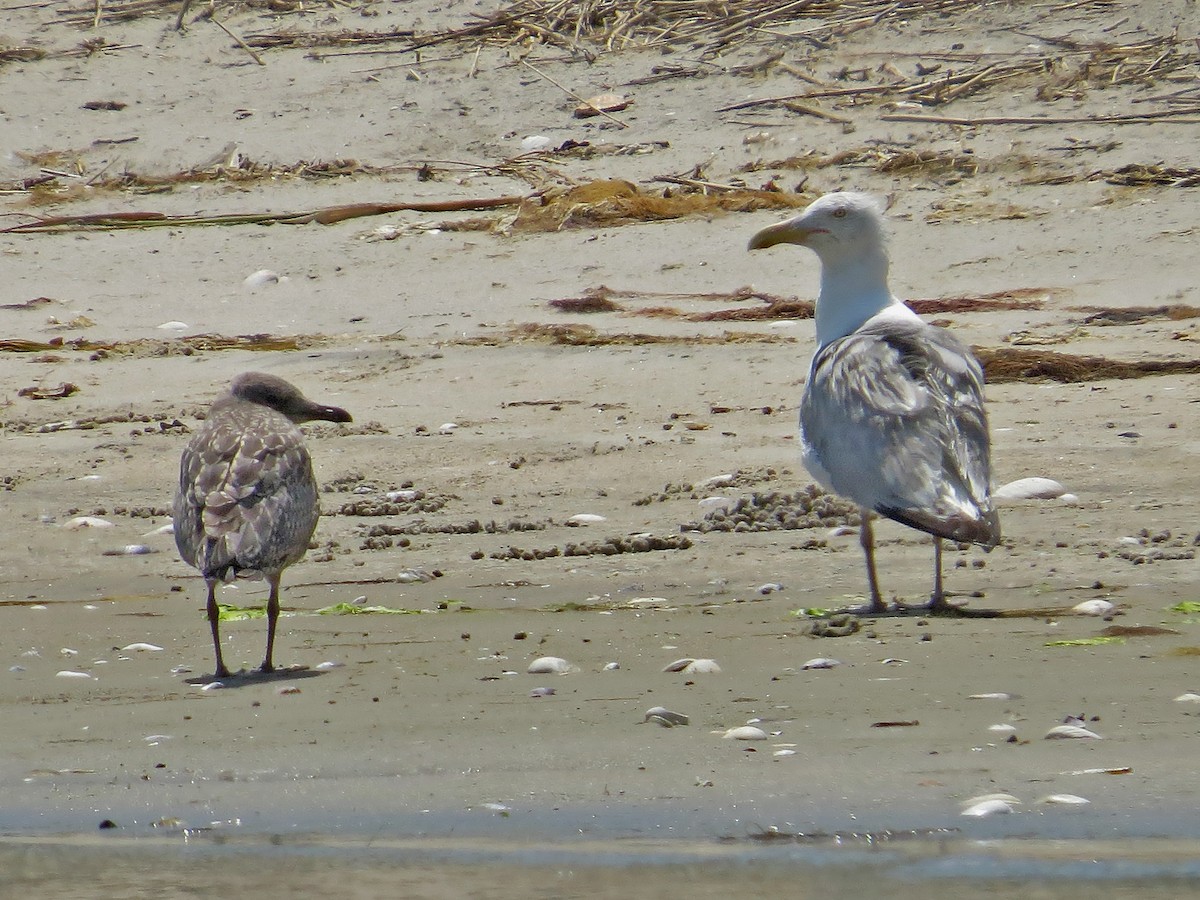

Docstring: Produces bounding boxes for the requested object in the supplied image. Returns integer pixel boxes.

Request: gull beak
[747,218,815,251]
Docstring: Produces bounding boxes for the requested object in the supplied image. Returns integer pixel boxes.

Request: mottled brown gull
[749,192,999,613]
[174,372,351,676]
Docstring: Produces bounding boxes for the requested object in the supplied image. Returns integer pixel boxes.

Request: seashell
[994,477,1069,501]
[801,657,841,670]
[1174,692,1200,703]
[988,723,1018,734]
[314,660,343,671]
[56,670,93,679]
[757,582,784,595]
[385,490,420,502]
[1038,794,1090,805]
[170,665,192,675]
[480,802,510,813]
[663,657,720,674]
[527,656,575,674]
[1045,724,1102,740]
[104,544,155,556]
[722,725,768,741]
[156,321,189,331]
[603,662,620,671]
[969,692,1018,700]
[567,513,607,525]
[698,496,732,512]
[961,798,1015,817]
[200,681,225,691]
[144,734,172,743]
[121,642,163,652]
[529,687,555,698]
[9,665,25,673]
[964,792,1021,806]
[242,269,286,289]
[702,474,735,487]
[574,93,631,118]
[146,523,176,536]
[643,706,689,727]
[61,516,114,530]
[60,648,78,656]
[20,650,41,658]
[396,568,435,584]
[520,135,552,153]
[1072,599,1114,616]
[438,423,459,435]
[773,749,797,757]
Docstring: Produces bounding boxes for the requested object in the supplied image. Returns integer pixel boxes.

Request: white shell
[994,477,1069,501]
[663,657,721,674]
[156,321,189,331]
[527,656,575,674]
[603,661,620,671]
[61,516,114,530]
[1072,599,1114,616]
[385,490,420,502]
[121,642,163,652]
[969,692,1017,700]
[1038,794,1090,805]
[802,657,841,670]
[567,514,607,525]
[242,269,285,289]
[55,670,94,679]
[520,135,552,153]
[1173,692,1200,703]
[757,583,784,595]
[722,725,768,741]
[314,660,344,671]
[438,423,459,434]
[961,798,1015,817]
[773,749,797,757]
[643,706,689,727]
[702,474,735,487]
[144,734,172,742]
[1045,724,1102,740]
[698,496,732,511]
[200,681,225,691]
[988,723,1017,734]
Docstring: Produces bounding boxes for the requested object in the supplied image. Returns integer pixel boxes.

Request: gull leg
[260,574,280,673]
[928,537,949,609]
[206,580,231,678]
[859,508,887,613]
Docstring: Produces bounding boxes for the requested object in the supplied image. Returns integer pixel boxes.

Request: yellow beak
[747,219,814,251]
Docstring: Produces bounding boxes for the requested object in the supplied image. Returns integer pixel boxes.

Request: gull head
[228,372,353,425]
[747,192,887,264]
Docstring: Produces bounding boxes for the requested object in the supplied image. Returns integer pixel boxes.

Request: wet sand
[2,0,1200,891]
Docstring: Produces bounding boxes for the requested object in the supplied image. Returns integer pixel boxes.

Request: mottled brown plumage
[174,372,351,677]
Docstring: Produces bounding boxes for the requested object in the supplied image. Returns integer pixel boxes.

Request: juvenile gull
[174,372,352,676]
[749,192,999,612]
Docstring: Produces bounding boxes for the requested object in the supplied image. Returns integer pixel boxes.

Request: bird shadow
[184,664,323,688]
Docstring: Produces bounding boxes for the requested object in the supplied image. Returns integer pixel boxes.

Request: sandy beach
[2,0,1200,893]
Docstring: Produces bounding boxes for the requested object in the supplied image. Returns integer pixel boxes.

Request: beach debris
[59,648,78,656]
[1174,692,1200,703]
[144,734,172,743]
[18,382,79,400]
[567,513,607,526]
[698,497,733,512]
[757,582,784,595]
[200,681,225,691]
[773,748,797,757]
[961,797,1018,817]
[722,725,768,741]
[121,642,163,652]
[969,692,1019,700]
[55,670,94,679]
[994,477,1070,501]
[103,544,156,556]
[242,269,286,289]
[1045,724,1103,740]
[643,706,689,727]
[396,568,438,583]
[801,657,841,670]
[1045,637,1124,647]
[157,321,189,331]
[314,660,343,671]
[479,802,510,815]
[438,422,459,434]
[527,656,575,674]
[988,724,1018,735]
[529,687,556,698]
[61,516,114,530]
[1072,599,1115,616]
[1038,794,1090,805]
[663,657,721,674]
[603,662,620,671]
[520,135,552,153]
[574,93,631,118]
[275,685,301,695]
[1066,766,1132,776]
[809,613,860,637]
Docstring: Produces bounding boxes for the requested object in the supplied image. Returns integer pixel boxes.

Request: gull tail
[878,504,1000,549]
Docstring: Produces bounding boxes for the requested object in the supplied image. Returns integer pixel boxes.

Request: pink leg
[859,508,887,613]
[206,580,231,678]
[261,574,281,673]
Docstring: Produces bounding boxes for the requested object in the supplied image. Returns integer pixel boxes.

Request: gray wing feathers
[800,318,999,546]
[174,406,320,580]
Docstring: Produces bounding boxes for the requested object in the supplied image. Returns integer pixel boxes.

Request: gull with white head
[749,192,999,613]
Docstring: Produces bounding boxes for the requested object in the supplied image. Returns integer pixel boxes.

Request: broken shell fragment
[722,725,768,741]
[567,514,607,526]
[801,657,841,670]
[574,93,630,118]
[1038,794,1090,805]
[1072,599,1115,616]
[994,477,1069,501]
[527,656,575,674]
[121,642,163,652]
[61,516,114,530]
[1045,724,1103,740]
[663,657,721,674]
[969,692,1019,700]
[643,706,689,727]
[961,798,1016,817]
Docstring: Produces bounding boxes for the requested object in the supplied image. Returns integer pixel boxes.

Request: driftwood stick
[518,58,630,128]
[211,16,266,66]
[881,107,1200,126]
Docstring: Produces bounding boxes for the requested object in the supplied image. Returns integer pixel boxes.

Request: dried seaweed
[1073,304,1200,325]
[454,323,794,347]
[978,347,1200,384]
[0,333,330,356]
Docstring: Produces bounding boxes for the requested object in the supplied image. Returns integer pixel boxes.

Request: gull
[749,192,999,612]
[174,372,351,676]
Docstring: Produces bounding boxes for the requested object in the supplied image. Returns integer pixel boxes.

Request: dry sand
[2,0,1200,891]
